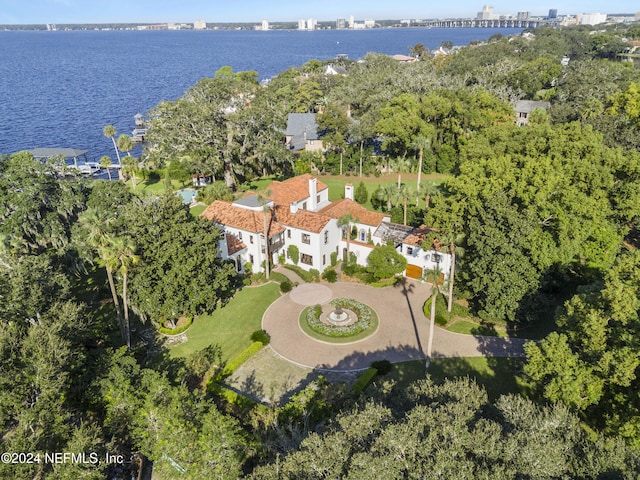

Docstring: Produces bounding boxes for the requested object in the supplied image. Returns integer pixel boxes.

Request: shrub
[354,181,368,204]
[213,341,264,382]
[352,367,378,395]
[287,245,299,265]
[278,253,286,265]
[322,268,338,283]
[309,268,320,281]
[158,317,193,335]
[284,264,314,282]
[370,359,392,375]
[269,271,289,284]
[244,262,253,274]
[250,329,271,345]
[423,293,451,326]
[330,251,338,266]
[280,279,293,293]
[305,298,376,338]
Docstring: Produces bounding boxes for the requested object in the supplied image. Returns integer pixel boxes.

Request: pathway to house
[262,279,530,371]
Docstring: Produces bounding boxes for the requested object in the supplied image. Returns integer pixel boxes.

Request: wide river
[0,27,523,160]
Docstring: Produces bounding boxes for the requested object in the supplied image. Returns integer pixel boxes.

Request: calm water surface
[0,28,523,160]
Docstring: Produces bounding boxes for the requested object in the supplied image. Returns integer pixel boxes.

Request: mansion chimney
[309,177,318,211]
[345,183,354,201]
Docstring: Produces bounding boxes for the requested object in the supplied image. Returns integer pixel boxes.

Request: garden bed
[299,298,378,344]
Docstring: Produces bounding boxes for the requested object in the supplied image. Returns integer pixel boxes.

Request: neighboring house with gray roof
[284,113,324,153]
[515,100,550,126]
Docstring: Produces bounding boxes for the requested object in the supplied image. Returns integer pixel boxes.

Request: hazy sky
[0,0,635,24]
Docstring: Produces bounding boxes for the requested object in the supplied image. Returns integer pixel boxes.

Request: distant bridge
[425,19,543,28]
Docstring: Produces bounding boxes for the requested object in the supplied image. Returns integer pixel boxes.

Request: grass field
[243,173,447,212]
[382,357,529,401]
[169,282,281,360]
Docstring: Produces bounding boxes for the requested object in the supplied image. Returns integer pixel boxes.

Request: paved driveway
[262,280,529,371]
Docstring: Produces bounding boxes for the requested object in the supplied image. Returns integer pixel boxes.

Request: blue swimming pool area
[176,188,197,204]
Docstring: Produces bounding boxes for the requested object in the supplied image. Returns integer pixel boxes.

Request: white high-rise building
[298,19,306,30]
[477,5,500,20]
[261,19,269,30]
[194,20,207,30]
[349,15,355,28]
[364,19,375,28]
[577,12,607,25]
[307,18,317,30]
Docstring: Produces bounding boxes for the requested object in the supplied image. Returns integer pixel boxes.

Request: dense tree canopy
[252,378,640,478]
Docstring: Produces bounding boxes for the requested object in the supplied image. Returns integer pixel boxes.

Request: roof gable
[319,198,388,227]
[268,174,328,207]
[201,200,284,237]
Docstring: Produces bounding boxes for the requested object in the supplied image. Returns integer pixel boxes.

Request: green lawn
[319,173,446,211]
[190,204,207,217]
[382,357,528,401]
[127,177,189,196]
[169,282,281,360]
[242,173,447,212]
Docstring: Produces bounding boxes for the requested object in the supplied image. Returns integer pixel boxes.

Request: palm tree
[411,136,431,206]
[424,265,441,370]
[257,190,272,279]
[395,184,412,226]
[99,155,113,180]
[121,156,139,191]
[118,134,138,189]
[103,125,121,164]
[421,181,439,216]
[377,184,397,212]
[79,209,126,345]
[391,157,412,188]
[439,231,465,313]
[337,213,358,264]
[109,236,140,348]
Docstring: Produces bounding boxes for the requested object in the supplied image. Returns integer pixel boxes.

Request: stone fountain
[328,304,350,324]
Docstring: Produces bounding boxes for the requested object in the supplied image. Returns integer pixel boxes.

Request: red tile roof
[273,205,332,233]
[201,201,285,237]
[267,174,328,207]
[319,198,388,227]
[403,225,436,248]
[225,234,246,255]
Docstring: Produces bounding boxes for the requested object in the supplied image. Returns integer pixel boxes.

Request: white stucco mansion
[201,174,451,280]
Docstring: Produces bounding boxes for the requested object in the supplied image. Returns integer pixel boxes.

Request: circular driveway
[263,280,529,371]
[289,283,333,306]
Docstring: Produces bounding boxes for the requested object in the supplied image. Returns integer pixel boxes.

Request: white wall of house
[401,243,452,279]
[343,240,374,267]
[283,219,339,272]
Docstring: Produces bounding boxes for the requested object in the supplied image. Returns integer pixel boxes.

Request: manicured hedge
[352,367,378,395]
[284,264,315,282]
[213,341,263,382]
[306,298,375,337]
[158,317,193,335]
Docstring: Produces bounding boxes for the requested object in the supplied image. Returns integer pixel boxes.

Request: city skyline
[0,0,636,25]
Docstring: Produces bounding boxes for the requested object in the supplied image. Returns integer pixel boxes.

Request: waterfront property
[201,174,451,279]
[28,147,103,175]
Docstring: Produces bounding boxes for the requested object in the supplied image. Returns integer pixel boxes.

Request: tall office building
[307,18,317,30]
[336,18,346,29]
[298,19,306,30]
[194,19,207,30]
[261,19,269,30]
[548,9,558,18]
[349,16,355,28]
